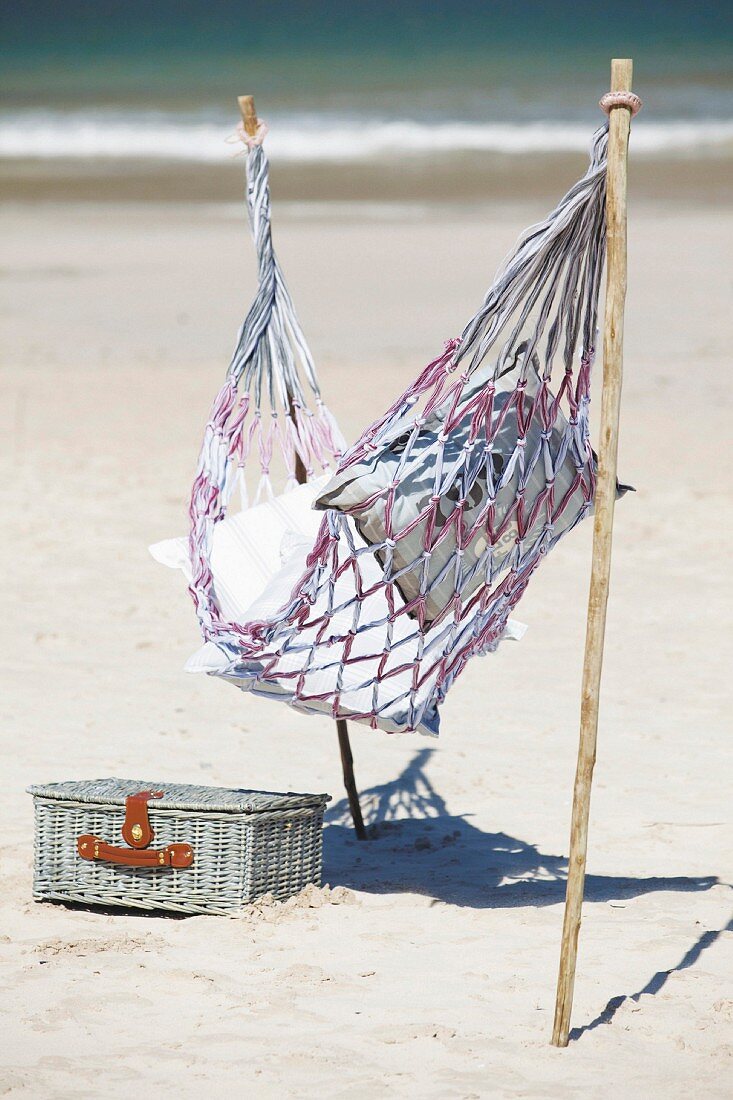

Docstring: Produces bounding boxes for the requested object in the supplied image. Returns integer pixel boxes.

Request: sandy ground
[2,152,732,205]
[0,193,731,1097]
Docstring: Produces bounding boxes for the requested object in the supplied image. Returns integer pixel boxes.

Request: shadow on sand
[323,747,718,910]
[569,916,733,1039]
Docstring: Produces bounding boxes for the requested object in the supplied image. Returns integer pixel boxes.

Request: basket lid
[27,778,331,814]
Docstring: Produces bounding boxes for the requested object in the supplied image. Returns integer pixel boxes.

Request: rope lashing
[235,119,269,150]
[599,91,642,116]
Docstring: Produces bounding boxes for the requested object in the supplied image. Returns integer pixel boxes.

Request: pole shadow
[569,915,733,1039]
[324,748,718,909]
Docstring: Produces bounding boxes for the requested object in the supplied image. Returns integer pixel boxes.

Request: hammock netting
[181,123,624,737]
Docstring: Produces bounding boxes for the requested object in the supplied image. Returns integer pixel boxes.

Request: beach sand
[0,189,731,1097]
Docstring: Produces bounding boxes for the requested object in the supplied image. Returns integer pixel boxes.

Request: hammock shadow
[323,748,718,909]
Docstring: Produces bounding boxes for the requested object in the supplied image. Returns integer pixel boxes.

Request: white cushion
[150,476,329,622]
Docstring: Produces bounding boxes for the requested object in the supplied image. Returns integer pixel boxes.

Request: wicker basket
[28,778,330,915]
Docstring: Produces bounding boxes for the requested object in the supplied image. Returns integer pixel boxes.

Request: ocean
[2,1,731,178]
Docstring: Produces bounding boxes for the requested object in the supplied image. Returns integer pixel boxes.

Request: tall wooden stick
[237,94,259,139]
[551,58,637,1047]
[336,718,367,839]
[237,94,367,841]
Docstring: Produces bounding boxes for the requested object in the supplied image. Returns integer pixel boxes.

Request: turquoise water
[4,1,731,114]
[2,1,731,163]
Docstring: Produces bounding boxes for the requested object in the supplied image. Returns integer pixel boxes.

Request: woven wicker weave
[28,779,330,915]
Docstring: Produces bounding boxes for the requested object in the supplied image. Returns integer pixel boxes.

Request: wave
[1,110,732,162]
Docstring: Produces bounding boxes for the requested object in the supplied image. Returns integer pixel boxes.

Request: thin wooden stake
[237,94,259,139]
[551,58,636,1047]
[337,718,367,839]
[237,94,367,841]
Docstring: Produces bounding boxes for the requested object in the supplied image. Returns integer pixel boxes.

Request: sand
[0,193,731,1097]
[2,152,732,205]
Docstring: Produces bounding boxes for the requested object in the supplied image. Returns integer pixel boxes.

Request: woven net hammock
[175,122,627,738]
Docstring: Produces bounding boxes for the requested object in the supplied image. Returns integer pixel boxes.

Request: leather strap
[77,834,194,869]
[75,789,194,871]
[120,790,163,849]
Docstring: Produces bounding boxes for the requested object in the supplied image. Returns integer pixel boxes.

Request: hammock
[157,121,628,738]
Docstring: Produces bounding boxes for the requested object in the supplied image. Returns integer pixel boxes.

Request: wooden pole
[337,718,367,839]
[551,58,637,1047]
[237,94,367,841]
[237,94,259,139]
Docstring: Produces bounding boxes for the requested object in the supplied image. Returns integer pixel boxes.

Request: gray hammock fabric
[184,131,346,644]
[181,123,629,736]
[317,343,630,626]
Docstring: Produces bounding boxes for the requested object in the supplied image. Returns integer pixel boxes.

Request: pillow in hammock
[149,476,329,622]
[185,528,526,737]
[316,352,624,627]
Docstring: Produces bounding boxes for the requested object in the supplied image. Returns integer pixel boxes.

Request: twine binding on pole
[599,91,642,116]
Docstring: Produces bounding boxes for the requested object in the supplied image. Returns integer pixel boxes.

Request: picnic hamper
[29,779,330,915]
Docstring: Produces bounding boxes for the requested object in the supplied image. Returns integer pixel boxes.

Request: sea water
[2,0,731,167]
